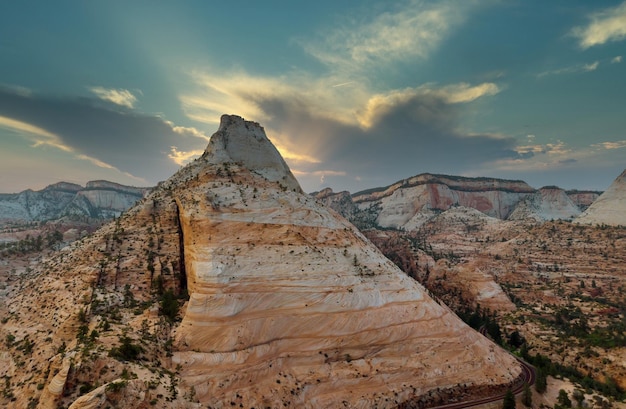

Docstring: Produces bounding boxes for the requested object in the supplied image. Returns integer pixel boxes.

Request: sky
[1,1,625,194]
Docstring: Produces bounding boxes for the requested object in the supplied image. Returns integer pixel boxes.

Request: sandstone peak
[0,116,521,408]
[203,114,302,193]
[576,168,626,226]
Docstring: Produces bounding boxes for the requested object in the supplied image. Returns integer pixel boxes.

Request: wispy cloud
[0,87,210,184]
[571,1,626,49]
[491,139,624,180]
[0,115,130,173]
[537,60,599,78]
[300,0,482,76]
[514,141,570,157]
[592,140,626,150]
[612,55,622,63]
[89,86,139,108]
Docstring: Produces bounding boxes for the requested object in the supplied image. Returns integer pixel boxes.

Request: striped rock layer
[167,115,521,407]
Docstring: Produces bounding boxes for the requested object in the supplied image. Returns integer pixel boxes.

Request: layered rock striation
[0,115,521,408]
[168,115,522,406]
[321,174,601,231]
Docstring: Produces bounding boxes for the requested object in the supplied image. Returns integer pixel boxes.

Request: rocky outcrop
[576,169,626,226]
[167,115,520,407]
[508,187,581,221]
[349,174,534,229]
[566,190,602,212]
[202,114,301,193]
[0,114,521,408]
[0,181,151,222]
[320,174,600,230]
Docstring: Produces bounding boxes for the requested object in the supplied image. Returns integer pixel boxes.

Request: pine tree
[557,389,572,408]
[522,383,532,407]
[503,388,516,409]
[535,368,547,394]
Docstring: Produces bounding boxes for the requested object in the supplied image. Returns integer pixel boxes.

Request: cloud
[357,83,500,128]
[89,86,139,108]
[180,65,514,191]
[489,138,624,182]
[168,147,205,166]
[0,114,142,178]
[572,2,626,49]
[300,0,482,75]
[592,140,626,150]
[612,55,623,63]
[0,87,209,184]
[537,60,600,77]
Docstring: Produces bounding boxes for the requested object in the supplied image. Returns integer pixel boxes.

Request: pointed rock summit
[204,114,302,193]
[577,169,626,226]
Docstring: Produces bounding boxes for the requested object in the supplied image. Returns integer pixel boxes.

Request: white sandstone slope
[508,187,581,221]
[0,115,521,409]
[167,115,521,407]
[576,169,626,226]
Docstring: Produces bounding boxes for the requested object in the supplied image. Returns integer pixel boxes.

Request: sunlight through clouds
[168,147,205,166]
[357,83,500,128]
[0,115,138,177]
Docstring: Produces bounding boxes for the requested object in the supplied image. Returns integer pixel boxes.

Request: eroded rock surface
[0,114,521,408]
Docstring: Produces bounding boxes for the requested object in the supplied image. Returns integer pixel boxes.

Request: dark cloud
[256,92,523,191]
[559,158,578,164]
[0,87,208,183]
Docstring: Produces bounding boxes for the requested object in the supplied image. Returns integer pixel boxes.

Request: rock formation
[0,115,521,408]
[566,190,601,212]
[319,174,602,231]
[168,115,522,407]
[576,169,626,226]
[508,187,581,221]
[352,174,536,229]
[0,180,150,222]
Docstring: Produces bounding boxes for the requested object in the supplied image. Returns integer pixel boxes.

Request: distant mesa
[318,173,600,231]
[0,180,151,222]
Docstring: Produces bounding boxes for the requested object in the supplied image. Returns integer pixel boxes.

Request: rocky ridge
[317,175,602,231]
[0,180,151,222]
[0,115,521,408]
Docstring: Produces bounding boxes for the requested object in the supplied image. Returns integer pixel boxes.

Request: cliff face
[576,169,626,226]
[0,115,520,409]
[169,115,521,407]
[345,175,534,230]
[321,174,600,231]
[0,181,151,222]
[566,190,601,212]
